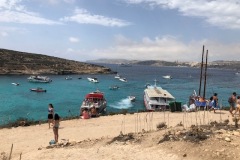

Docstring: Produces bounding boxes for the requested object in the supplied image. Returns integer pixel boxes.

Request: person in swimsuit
[229,92,237,117]
[234,96,240,116]
[52,113,60,143]
[48,104,54,128]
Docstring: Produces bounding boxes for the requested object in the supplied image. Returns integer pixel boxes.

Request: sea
[0,64,239,125]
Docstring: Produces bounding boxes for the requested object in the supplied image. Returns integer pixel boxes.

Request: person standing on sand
[229,92,237,116]
[233,96,240,116]
[52,113,60,143]
[212,93,218,113]
[209,93,218,113]
[48,104,54,128]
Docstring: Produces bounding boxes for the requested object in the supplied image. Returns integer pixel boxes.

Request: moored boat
[12,83,20,86]
[162,75,172,79]
[144,80,175,111]
[30,87,47,92]
[87,77,99,83]
[80,90,107,116]
[114,74,121,79]
[119,77,127,82]
[27,75,52,83]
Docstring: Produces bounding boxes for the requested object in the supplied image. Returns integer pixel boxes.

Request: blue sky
[1,0,240,62]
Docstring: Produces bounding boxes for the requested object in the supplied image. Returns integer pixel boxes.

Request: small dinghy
[30,87,47,92]
[12,83,20,86]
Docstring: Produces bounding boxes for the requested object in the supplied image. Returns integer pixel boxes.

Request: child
[52,113,60,143]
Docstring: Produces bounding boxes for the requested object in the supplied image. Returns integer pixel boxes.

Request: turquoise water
[0,64,239,124]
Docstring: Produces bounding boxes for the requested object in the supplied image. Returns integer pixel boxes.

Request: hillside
[88,59,240,70]
[0,49,112,75]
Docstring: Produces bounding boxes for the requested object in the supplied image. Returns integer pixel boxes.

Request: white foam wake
[109,98,133,109]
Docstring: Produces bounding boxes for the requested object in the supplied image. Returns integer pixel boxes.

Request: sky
[1,0,240,62]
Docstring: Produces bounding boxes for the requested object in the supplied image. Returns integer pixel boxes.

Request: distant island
[87,59,240,70]
[1,49,239,75]
[0,49,112,75]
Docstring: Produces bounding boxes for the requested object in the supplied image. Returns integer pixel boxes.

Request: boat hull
[30,89,47,92]
[80,90,107,116]
[28,75,52,83]
[87,78,99,83]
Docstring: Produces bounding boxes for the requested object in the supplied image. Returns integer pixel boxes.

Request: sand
[0,110,239,160]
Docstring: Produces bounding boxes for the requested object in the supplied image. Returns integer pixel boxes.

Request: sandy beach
[1,110,240,160]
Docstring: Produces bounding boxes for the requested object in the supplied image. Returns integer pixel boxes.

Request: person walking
[229,92,237,117]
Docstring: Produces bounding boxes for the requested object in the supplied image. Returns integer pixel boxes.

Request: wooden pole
[8,144,13,160]
[203,50,208,99]
[199,45,205,97]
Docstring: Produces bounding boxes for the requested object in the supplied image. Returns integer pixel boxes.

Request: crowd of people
[47,92,240,145]
[207,92,240,116]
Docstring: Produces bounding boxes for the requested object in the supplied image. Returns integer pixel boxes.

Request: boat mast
[198,45,205,97]
[203,50,208,99]
[154,79,157,87]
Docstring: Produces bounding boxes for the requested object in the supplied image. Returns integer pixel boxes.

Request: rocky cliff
[0,49,112,75]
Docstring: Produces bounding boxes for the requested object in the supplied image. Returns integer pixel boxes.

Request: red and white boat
[80,90,107,115]
[30,87,47,92]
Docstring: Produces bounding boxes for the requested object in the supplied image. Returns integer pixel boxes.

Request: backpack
[228,97,233,103]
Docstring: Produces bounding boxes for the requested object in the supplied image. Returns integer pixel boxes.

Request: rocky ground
[1,111,239,160]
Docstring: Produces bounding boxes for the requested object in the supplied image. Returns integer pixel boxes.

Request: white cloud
[61,8,132,27]
[63,0,75,4]
[38,0,75,5]
[69,37,79,43]
[123,0,240,29]
[83,35,240,61]
[0,0,60,25]
[0,26,27,37]
[0,31,8,37]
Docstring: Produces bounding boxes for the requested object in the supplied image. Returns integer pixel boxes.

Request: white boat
[119,78,127,82]
[114,74,121,79]
[87,77,99,83]
[128,96,136,102]
[65,76,72,80]
[80,90,107,115]
[235,72,240,75]
[12,83,20,86]
[27,75,52,83]
[162,75,172,79]
[144,80,175,111]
